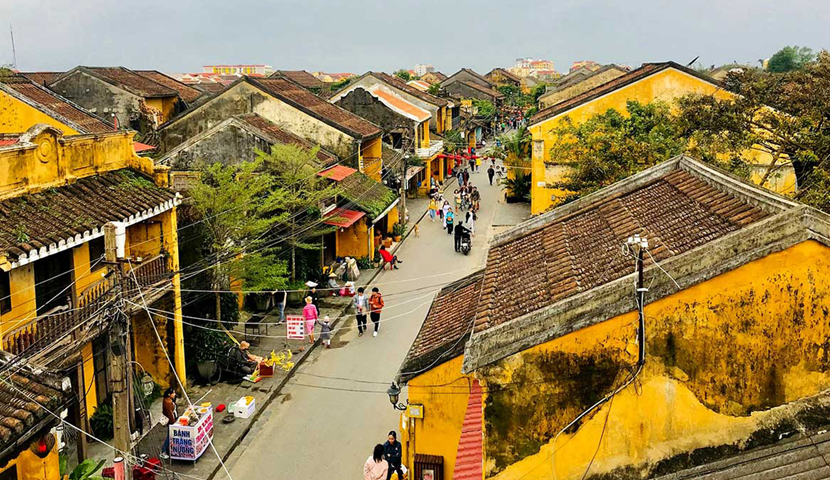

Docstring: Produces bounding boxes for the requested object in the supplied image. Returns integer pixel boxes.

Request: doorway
[34,250,74,315]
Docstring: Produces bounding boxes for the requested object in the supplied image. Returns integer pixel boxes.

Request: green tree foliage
[496,125,532,169]
[497,85,534,108]
[500,171,531,202]
[473,98,496,119]
[394,69,412,81]
[189,160,287,321]
[258,144,341,280]
[548,101,704,200]
[427,83,441,95]
[767,45,815,73]
[677,50,830,211]
[443,129,465,153]
[329,77,351,93]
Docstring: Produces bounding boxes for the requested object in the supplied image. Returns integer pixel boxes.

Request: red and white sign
[286,315,305,340]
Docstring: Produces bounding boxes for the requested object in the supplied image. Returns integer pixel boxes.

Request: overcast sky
[1,0,828,75]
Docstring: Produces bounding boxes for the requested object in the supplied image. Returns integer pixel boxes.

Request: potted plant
[392,223,406,242]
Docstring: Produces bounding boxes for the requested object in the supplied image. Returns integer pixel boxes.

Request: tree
[259,144,341,281]
[677,51,830,210]
[427,83,441,96]
[189,160,287,323]
[767,45,815,73]
[443,129,465,153]
[496,125,532,169]
[473,99,496,119]
[394,69,412,81]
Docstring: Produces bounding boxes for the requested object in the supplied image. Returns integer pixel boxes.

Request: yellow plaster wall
[145,97,177,124]
[361,137,383,181]
[0,440,61,480]
[0,265,36,338]
[0,91,82,136]
[335,218,371,259]
[480,240,830,479]
[387,207,399,234]
[0,128,156,202]
[81,341,98,420]
[406,355,474,480]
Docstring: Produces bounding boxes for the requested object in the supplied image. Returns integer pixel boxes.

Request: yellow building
[527,61,797,214]
[396,155,830,480]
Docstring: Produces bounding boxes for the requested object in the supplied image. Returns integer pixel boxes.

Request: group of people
[300,286,386,346]
[364,431,404,480]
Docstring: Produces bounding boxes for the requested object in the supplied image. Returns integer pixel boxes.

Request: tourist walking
[428,198,437,222]
[354,287,369,336]
[453,189,461,212]
[369,287,384,337]
[318,316,333,348]
[467,211,477,236]
[488,165,495,185]
[446,208,454,235]
[364,444,388,480]
[384,431,404,480]
[441,201,450,228]
[471,187,481,212]
[303,296,318,343]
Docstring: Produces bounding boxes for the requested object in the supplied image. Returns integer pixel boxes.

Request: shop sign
[287,315,305,339]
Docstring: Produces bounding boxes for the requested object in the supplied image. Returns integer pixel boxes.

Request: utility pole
[105,223,133,480]
[400,150,409,226]
[626,234,649,367]
[9,24,16,69]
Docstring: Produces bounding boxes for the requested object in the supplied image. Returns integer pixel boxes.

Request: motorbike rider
[454,222,471,252]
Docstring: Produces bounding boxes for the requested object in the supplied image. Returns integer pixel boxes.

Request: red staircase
[453,379,483,480]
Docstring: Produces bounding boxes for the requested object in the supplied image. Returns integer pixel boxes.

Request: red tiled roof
[0,75,114,134]
[272,70,325,90]
[0,169,176,263]
[20,71,65,86]
[530,62,720,125]
[369,72,448,107]
[133,141,156,153]
[453,379,483,480]
[194,82,226,94]
[0,139,18,147]
[83,67,178,98]
[250,77,382,139]
[318,165,357,181]
[399,271,484,382]
[235,113,338,167]
[134,70,204,103]
[323,208,365,228]
[461,81,504,99]
[474,166,772,333]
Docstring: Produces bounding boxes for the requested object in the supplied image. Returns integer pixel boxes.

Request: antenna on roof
[9,24,16,68]
[686,56,700,67]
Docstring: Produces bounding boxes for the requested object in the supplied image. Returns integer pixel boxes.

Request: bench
[244,313,268,341]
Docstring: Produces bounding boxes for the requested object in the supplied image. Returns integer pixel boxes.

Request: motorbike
[459,232,471,256]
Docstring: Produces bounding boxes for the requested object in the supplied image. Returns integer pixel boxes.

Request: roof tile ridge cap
[492,157,683,248]
[677,155,800,213]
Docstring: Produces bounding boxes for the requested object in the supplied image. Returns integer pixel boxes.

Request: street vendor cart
[169,406,215,461]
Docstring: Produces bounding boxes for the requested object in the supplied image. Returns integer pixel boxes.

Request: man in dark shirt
[384,431,404,480]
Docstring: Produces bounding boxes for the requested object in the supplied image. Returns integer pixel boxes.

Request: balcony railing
[416,141,444,159]
[1,255,173,357]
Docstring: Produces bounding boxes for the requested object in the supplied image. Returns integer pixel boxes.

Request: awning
[405,166,425,182]
[133,141,156,153]
[323,208,365,228]
[372,198,401,225]
[318,165,358,182]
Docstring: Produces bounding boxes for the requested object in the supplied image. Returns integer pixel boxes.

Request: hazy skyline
[1,0,828,75]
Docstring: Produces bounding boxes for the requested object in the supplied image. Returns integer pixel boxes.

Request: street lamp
[387,382,407,411]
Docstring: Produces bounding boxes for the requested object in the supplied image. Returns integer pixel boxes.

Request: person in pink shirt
[364,444,388,480]
[303,296,318,344]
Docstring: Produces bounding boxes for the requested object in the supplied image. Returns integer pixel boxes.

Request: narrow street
[224,162,529,479]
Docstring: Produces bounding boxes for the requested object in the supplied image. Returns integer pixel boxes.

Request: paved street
[224,162,528,479]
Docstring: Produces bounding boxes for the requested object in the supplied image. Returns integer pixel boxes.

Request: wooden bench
[244,313,268,342]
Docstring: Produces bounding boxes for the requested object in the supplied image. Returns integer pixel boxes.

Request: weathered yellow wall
[0,91,82,135]
[81,341,98,420]
[145,97,177,124]
[361,137,383,181]
[132,309,173,387]
[127,221,163,259]
[0,127,156,202]
[387,206,399,234]
[480,240,830,479]
[0,264,36,338]
[0,439,61,480]
[335,217,371,258]
[406,355,474,480]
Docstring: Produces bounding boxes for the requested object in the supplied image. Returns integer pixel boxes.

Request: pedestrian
[160,388,177,460]
[274,288,287,323]
[354,287,369,337]
[364,444,388,480]
[469,158,475,172]
[384,431,404,480]
[488,165,495,185]
[463,168,470,185]
[309,285,320,310]
[467,211,477,236]
[369,287,384,337]
[446,208,454,235]
[471,187,481,212]
[453,189,461,212]
[442,201,450,228]
[303,296,318,344]
[318,315,333,348]
[456,169,463,186]
[428,197,437,222]
[476,156,482,173]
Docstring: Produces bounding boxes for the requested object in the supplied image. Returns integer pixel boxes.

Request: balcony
[1,254,173,359]
[416,141,443,159]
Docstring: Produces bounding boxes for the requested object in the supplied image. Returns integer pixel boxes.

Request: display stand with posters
[169,407,214,461]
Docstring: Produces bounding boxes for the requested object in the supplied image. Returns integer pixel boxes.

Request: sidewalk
[124,224,418,480]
